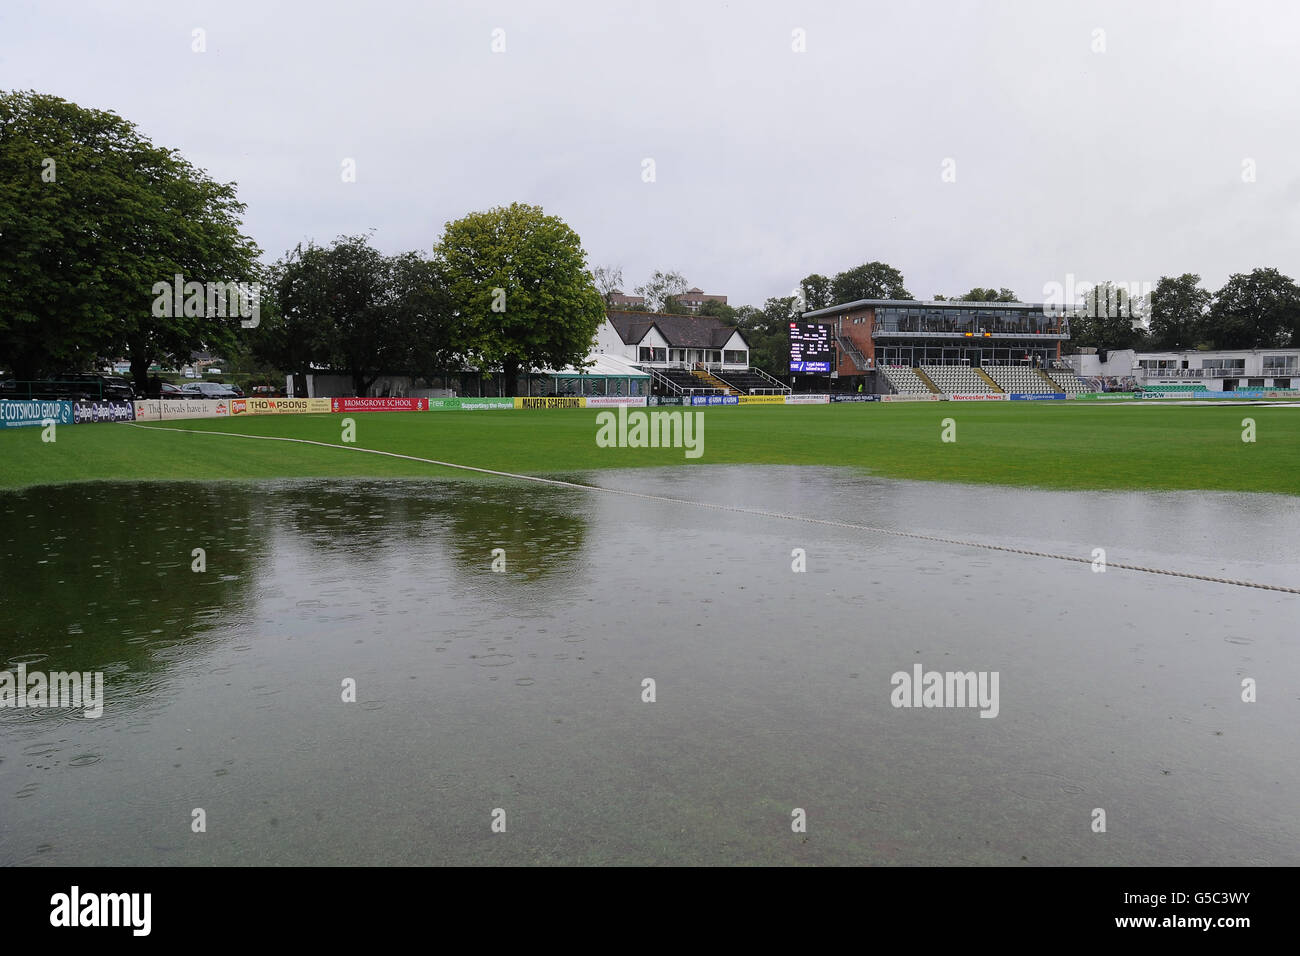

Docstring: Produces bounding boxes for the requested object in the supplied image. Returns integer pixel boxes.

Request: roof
[606,310,745,349]
[540,352,650,379]
[803,298,1047,318]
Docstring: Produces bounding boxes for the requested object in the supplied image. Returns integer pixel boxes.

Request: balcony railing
[872,330,1066,339]
[1137,367,1294,379]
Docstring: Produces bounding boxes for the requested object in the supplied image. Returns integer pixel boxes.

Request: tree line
[5,90,1296,394]
[0,92,604,396]
[1066,272,1300,353]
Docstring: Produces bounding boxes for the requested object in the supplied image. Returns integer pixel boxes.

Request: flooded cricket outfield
[1,468,1297,865]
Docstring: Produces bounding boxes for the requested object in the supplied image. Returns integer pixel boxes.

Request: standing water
[1,469,1297,865]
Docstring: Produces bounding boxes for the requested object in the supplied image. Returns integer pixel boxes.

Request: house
[594,310,750,370]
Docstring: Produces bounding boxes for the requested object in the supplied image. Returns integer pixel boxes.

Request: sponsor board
[72,400,136,423]
[831,394,881,402]
[881,394,941,402]
[785,394,831,404]
[330,397,429,412]
[514,397,585,409]
[737,395,787,405]
[1073,392,1137,401]
[233,398,332,415]
[585,396,648,408]
[1133,390,1291,400]
[648,396,684,406]
[1009,393,1067,401]
[689,395,739,406]
[948,393,1009,401]
[132,399,229,421]
[0,400,76,428]
[427,398,516,410]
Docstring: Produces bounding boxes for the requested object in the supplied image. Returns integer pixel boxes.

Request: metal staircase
[837,336,871,371]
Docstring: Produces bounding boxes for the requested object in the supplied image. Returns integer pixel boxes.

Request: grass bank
[0,403,1295,494]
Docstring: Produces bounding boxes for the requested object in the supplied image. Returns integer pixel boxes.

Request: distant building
[1069,347,1300,391]
[607,291,646,308]
[678,288,727,312]
[801,298,1072,395]
[803,298,1067,375]
[605,287,726,312]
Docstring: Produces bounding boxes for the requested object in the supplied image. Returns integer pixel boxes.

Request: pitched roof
[606,311,745,349]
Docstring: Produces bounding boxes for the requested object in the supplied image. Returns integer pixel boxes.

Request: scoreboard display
[789,322,832,373]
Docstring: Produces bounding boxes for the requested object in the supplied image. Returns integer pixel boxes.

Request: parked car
[104,376,137,400]
[180,382,241,399]
[159,381,186,399]
[199,380,243,396]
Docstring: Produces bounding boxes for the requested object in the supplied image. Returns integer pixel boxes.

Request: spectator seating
[984,366,1055,394]
[920,365,1000,395]
[713,369,788,394]
[881,365,935,394]
[655,367,722,393]
[1043,369,1091,393]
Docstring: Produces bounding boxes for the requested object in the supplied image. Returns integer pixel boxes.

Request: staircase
[1034,368,1060,391]
[913,367,941,393]
[837,336,870,371]
[649,367,723,396]
[692,366,738,395]
[976,367,1005,392]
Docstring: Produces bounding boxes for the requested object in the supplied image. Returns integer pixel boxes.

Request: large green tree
[255,236,447,396]
[1148,274,1211,350]
[388,251,457,384]
[1067,282,1148,351]
[799,274,834,311]
[697,299,737,323]
[1205,268,1300,350]
[735,296,799,377]
[434,203,606,396]
[829,261,911,304]
[0,90,260,387]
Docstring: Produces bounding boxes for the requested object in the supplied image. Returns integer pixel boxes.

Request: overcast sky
[6,0,1298,307]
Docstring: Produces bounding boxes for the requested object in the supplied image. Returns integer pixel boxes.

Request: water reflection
[268,480,590,581]
[0,471,1296,866]
[0,484,260,696]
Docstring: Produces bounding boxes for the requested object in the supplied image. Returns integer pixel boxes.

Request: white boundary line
[125,422,1300,595]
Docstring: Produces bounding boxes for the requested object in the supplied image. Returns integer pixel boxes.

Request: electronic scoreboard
[789,322,832,373]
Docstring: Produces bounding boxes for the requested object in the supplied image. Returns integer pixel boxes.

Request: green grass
[0,403,1296,494]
